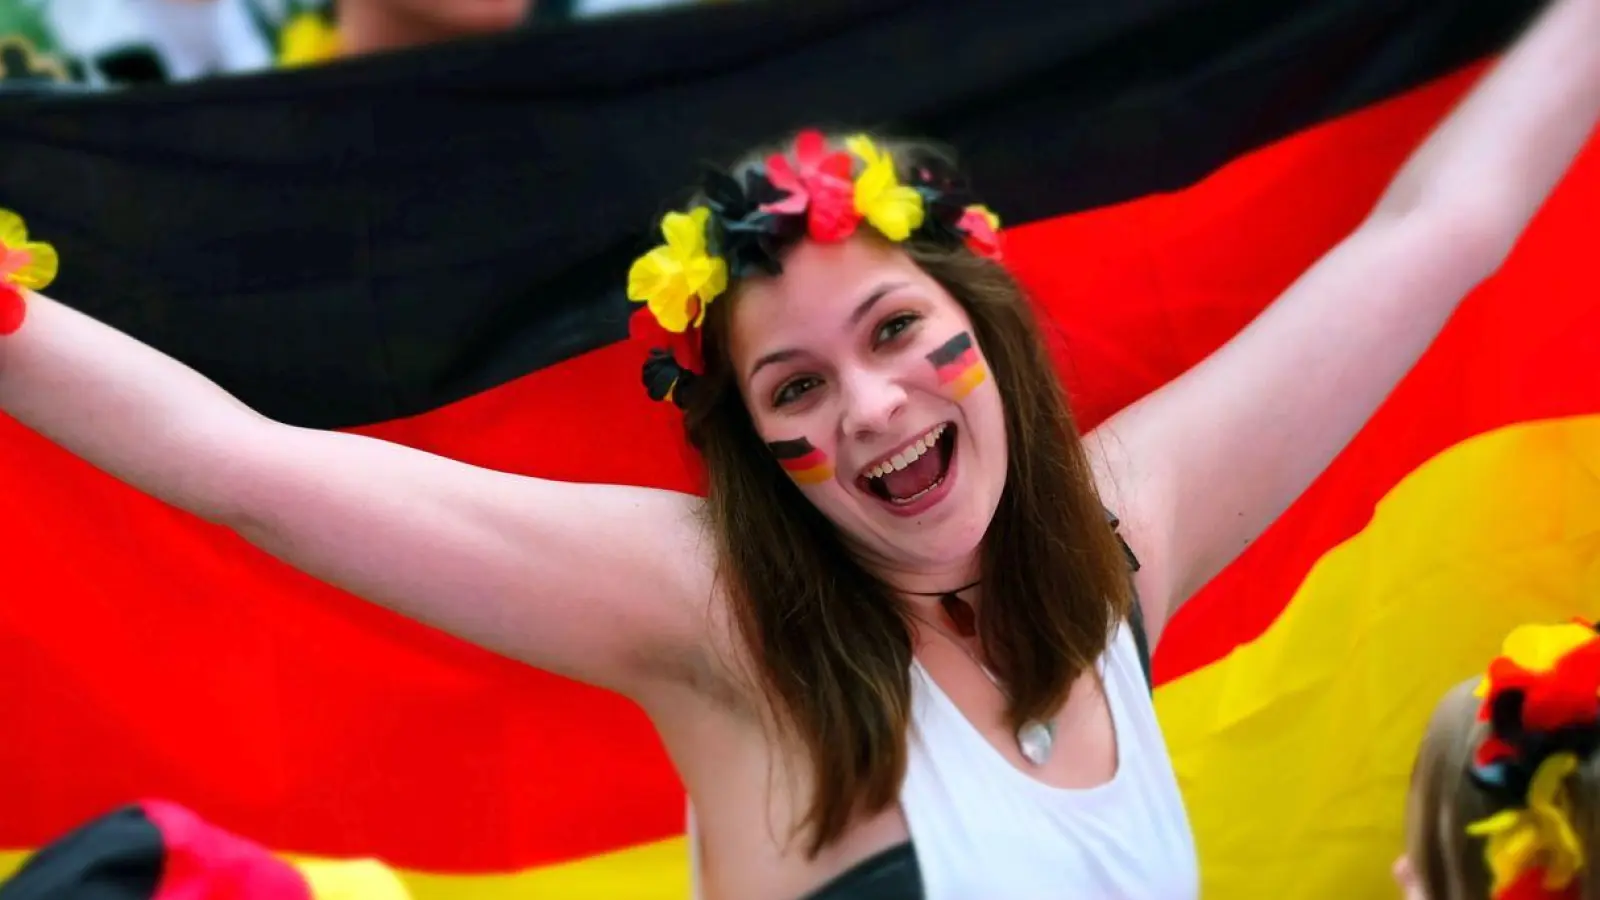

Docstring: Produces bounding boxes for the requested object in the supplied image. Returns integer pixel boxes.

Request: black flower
[909,162,977,247]
[641,348,699,409]
[701,165,800,278]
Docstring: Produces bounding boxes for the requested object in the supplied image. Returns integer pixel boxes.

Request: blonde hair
[1406,678,1600,899]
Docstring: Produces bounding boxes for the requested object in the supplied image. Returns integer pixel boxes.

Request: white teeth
[863,424,948,481]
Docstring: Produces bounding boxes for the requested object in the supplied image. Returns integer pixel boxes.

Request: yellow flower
[1467,752,1585,894]
[0,209,60,291]
[279,13,341,68]
[1502,622,1598,674]
[847,135,924,241]
[626,207,727,333]
[0,36,70,83]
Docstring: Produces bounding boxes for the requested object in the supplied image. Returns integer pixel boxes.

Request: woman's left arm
[1091,0,1600,644]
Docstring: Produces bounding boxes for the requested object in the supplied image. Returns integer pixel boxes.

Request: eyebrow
[746,281,911,382]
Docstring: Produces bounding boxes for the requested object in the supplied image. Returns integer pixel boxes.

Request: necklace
[904,595,1057,767]
[907,580,981,637]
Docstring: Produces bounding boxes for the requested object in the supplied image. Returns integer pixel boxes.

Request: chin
[856,500,999,576]
[901,528,989,570]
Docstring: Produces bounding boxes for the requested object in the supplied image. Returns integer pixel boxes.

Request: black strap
[801,841,922,900]
[1105,508,1153,696]
[1127,589,1153,696]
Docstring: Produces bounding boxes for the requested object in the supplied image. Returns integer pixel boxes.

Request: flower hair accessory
[1466,619,1600,900]
[625,130,1003,407]
[0,208,59,335]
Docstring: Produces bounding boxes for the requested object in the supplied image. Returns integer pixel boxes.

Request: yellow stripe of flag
[1156,414,1600,899]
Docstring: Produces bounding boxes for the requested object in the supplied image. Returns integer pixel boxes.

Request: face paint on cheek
[767,438,834,486]
[926,331,987,400]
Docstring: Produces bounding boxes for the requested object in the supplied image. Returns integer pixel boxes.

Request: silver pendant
[1017,719,1056,766]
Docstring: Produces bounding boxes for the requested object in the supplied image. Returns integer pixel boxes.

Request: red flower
[0,283,22,335]
[959,204,1002,259]
[1478,641,1600,736]
[629,305,703,374]
[1474,733,1519,768]
[761,130,859,242]
[1524,642,1600,732]
[1498,866,1581,900]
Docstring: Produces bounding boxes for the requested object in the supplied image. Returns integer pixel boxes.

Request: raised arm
[0,289,718,699]
[1090,0,1600,643]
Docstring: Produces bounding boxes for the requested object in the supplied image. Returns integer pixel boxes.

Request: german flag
[926,332,987,401]
[3,2,1596,898]
[768,438,835,486]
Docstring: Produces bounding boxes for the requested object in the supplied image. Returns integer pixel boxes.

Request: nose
[839,366,908,439]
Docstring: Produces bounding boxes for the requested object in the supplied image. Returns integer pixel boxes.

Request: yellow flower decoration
[0,208,60,292]
[0,36,71,83]
[1502,622,1598,674]
[1473,622,1599,698]
[846,135,924,241]
[279,12,341,68]
[627,207,727,333]
[1467,752,1586,895]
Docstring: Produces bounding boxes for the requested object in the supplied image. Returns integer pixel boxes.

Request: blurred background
[0,0,736,88]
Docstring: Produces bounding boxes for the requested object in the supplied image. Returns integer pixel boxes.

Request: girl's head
[628,130,1131,853]
[1399,621,1600,900]
[716,232,1008,584]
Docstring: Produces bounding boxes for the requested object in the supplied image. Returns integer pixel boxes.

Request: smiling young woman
[2,1,1599,897]
[681,191,1139,862]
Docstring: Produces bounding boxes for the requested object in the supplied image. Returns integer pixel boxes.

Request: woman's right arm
[1,290,719,699]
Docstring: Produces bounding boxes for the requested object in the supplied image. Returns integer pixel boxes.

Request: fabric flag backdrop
[2,1,1597,897]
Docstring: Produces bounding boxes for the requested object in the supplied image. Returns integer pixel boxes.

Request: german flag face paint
[768,437,833,485]
[927,331,987,400]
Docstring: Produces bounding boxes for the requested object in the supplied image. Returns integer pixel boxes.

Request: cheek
[765,436,835,487]
[924,330,989,401]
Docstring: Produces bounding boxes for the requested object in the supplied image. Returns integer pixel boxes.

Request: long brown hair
[679,133,1133,856]
[1407,679,1600,899]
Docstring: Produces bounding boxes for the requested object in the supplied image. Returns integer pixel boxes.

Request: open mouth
[858,423,956,505]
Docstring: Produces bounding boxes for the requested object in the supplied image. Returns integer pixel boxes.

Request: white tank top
[901,621,1197,898]
[688,622,1198,899]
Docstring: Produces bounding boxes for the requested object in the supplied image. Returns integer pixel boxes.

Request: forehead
[727,236,939,359]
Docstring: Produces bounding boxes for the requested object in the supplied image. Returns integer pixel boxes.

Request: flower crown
[1466,619,1600,900]
[0,208,59,335]
[625,129,1002,407]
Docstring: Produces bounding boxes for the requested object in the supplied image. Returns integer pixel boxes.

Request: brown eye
[874,313,920,346]
[773,376,820,407]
